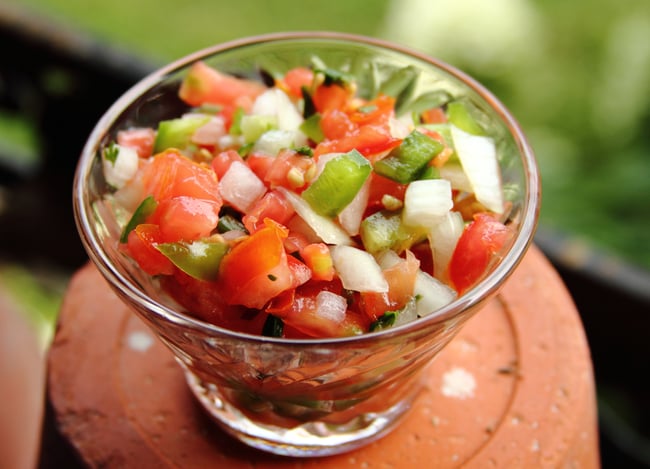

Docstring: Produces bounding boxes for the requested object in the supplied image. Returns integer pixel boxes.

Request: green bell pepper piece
[156,239,229,281]
[373,130,444,184]
[446,101,486,136]
[153,115,211,152]
[360,209,428,255]
[301,149,371,217]
[120,196,157,243]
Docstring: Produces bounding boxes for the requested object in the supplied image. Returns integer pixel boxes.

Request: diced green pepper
[299,113,324,143]
[446,101,486,136]
[373,130,444,184]
[153,115,211,153]
[217,214,247,234]
[301,149,371,217]
[360,209,428,254]
[156,240,229,281]
[359,210,402,254]
[240,115,277,143]
[120,196,157,243]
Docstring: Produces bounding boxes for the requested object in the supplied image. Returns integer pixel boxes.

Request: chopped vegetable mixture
[102,59,515,338]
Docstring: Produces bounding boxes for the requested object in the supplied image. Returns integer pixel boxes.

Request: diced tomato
[125,224,174,276]
[360,251,419,320]
[242,190,295,233]
[269,280,366,338]
[283,230,310,254]
[161,271,267,335]
[278,67,314,98]
[142,149,221,204]
[314,124,400,159]
[263,149,315,191]
[153,196,221,242]
[312,83,353,113]
[218,220,294,309]
[211,150,244,179]
[117,128,156,158]
[299,243,335,281]
[365,172,408,216]
[448,213,514,294]
[320,109,357,140]
[178,61,266,110]
[348,95,395,127]
[245,151,275,183]
[421,107,447,124]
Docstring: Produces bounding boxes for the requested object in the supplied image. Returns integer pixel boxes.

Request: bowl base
[184,371,415,457]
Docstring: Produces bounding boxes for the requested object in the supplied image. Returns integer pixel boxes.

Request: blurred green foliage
[11,0,650,269]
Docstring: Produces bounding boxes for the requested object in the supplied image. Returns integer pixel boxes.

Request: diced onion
[102,144,138,189]
[219,161,266,212]
[337,177,370,236]
[330,245,389,292]
[414,270,457,317]
[191,116,226,146]
[252,88,304,132]
[450,125,504,214]
[402,179,453,228]
[277,187,352,245]
[315,290,347,324]
[428,211,464,281]
[253,129,307,156]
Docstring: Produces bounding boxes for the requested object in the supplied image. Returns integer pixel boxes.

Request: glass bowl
[73,32,540,457]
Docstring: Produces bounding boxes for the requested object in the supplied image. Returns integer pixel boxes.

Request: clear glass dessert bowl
[73,32,540,457]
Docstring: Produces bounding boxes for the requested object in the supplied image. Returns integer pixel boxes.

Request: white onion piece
[402,179,453,228]
[330,245,388,293]
[414,270,457,317]
[277,187,352,245]
[337,177,370,236]
[428,211,464,281]
[253,129,307,156]
[389,114,414,138]
[252,88,304,132]
[393,298,418,327]
[219,161,266,213]
[437,164,473,193]
[102,144,138,189]
[315,290,347,324]
[450,125,504,213]
[191,116,226,146]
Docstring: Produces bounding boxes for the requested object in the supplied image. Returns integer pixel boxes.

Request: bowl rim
[73,31,541,346]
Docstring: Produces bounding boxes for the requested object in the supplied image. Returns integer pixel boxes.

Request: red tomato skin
[142,149,221,204]
[211,150,244,179]
[280,67,314,98]
[242,190,294,234]
[218,221,294,309]
[314,124,400,159]
[178,61,265,110]
[320,109,357,140]
[125,224,174,276]
[154,196,221,242]
[448,214,513,294]
[117,128,156,158]
[312,84,352,113]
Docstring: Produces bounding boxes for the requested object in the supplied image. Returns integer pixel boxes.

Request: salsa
[102,59,514,339]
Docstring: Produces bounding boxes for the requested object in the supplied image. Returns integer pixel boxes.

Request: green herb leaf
[295,145,314,157]
[262,314,284,337]
[103,142,119,165]
[369,311,398,332]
